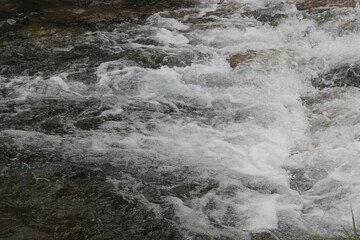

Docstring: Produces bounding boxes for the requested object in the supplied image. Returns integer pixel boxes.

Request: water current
[1,0,360,239]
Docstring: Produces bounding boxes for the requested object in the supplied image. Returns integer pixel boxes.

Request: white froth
[3,0,360,238]
[154,28,189,46]
[148,14,190,31]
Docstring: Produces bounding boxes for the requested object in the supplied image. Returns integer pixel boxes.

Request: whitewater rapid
[1,0,360,239]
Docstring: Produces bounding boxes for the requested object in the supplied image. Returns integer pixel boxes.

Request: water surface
[1,0,360,239]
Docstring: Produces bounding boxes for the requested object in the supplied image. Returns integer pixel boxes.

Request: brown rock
[340,19,360,32]
[41,0,198,24]
[41,3,134,23]
[296,0,356,10]
[20,23,82,44]
[227,50,257,69]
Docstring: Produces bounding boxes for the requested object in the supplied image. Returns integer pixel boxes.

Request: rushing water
[1,0,360,239]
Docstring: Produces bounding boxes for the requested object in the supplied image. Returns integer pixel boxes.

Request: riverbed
[1,0,360,239]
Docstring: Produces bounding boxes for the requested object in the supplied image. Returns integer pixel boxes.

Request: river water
[1,0,360,239]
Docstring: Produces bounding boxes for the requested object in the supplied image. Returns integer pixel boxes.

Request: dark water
[1,0,360,239]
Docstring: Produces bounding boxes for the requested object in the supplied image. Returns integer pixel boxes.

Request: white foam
[3,0,360,237]
[153,28,190,46]
[148,14,190,31]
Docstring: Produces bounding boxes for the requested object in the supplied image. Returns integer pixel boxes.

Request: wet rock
[122,48,166,69]
[0,97,107,134]
[339,19,360,34]
[0,163,183,240]
[0,37,11,46]
[41,0,198,24]
[40,116,74,135]
[0,0,84,21]
[159,9,199,20]
[205,1,241,18]
[221,206,240,227]
[193,234,213,240]
[41,3,134,23]
[20,23,82,44]
[194,234,234,240]
[190,24,223,30]
[165,180,218,199]
[0,29,199,78]
[161,51,197,68]
[0,42,120,78]
[67,70,98,85]
[184,1,240,24]
[272,222,312,240]
[0,137,18,159]
[124,0,161,9]
[242,3,289,26]
[6,19,17,25]
[300,7,341,25]
[251,232,278,240]
[0,0,19,13]
[312,64,360,89]
[296,0,356,10]
[228,49,283,69]
[247,10,287,26]
[0,0,20,20]
[74,117,104,130]
[0,0,201,78]
[227,50,257,69]
[287,169,315,193]
[124,0,197,10]
[0,134,220,240]
[146,0,198,10]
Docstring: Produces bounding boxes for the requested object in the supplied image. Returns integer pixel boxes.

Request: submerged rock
[0,97,107,134]
[251,232,278,240]
[0,37,11,46]
[287,169,316,193]
[184,1,240,24]
[312,64,360,89]
[41,3,134,23]
[248,10,287,26]
[0,0,85,21]
[227,51,257,69]
[41,0,198,24]
[242,2,289,26]
[0,41,120,78]
[20,23,82,43]
[0,160,183,240]
[296,0,356,10]
[0,0,21,20]
[227,49,283,69]
[339,19,360,33]
[0,133,221,239]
